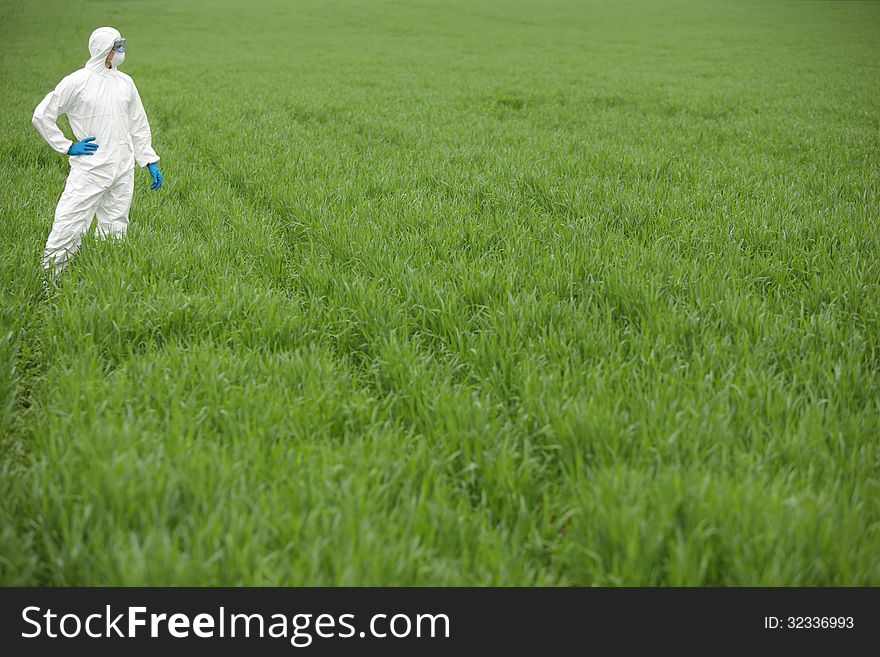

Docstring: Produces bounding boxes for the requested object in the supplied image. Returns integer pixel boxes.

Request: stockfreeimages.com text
[22,606,451,647]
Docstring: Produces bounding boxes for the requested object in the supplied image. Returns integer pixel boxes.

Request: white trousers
[43,163,135,273]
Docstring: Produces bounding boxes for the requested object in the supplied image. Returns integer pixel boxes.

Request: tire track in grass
[0,279,52,584]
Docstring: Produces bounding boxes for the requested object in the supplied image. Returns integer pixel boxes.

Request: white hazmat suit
[33,26,159,272]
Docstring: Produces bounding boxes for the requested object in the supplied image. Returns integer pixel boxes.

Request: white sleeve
[32,77,75,155]
[129,80,159,168]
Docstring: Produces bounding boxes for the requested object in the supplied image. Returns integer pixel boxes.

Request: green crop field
[0,0,878,586]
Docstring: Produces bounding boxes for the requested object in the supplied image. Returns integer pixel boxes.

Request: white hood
[86,26,122,72]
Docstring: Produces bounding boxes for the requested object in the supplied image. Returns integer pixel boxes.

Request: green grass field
[1,0,878,585]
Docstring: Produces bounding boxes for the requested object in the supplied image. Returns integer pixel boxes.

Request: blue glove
[147,162,163,190]
[68,136,98,156]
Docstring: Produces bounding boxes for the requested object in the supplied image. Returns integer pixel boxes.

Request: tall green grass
[0,0,878,585]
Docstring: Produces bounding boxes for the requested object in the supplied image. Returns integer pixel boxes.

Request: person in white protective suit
[32,26,163,274]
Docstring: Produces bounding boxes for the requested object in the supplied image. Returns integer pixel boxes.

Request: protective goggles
[112,38,126,53]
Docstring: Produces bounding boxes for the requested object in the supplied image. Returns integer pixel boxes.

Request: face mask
[104,39,125,69]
